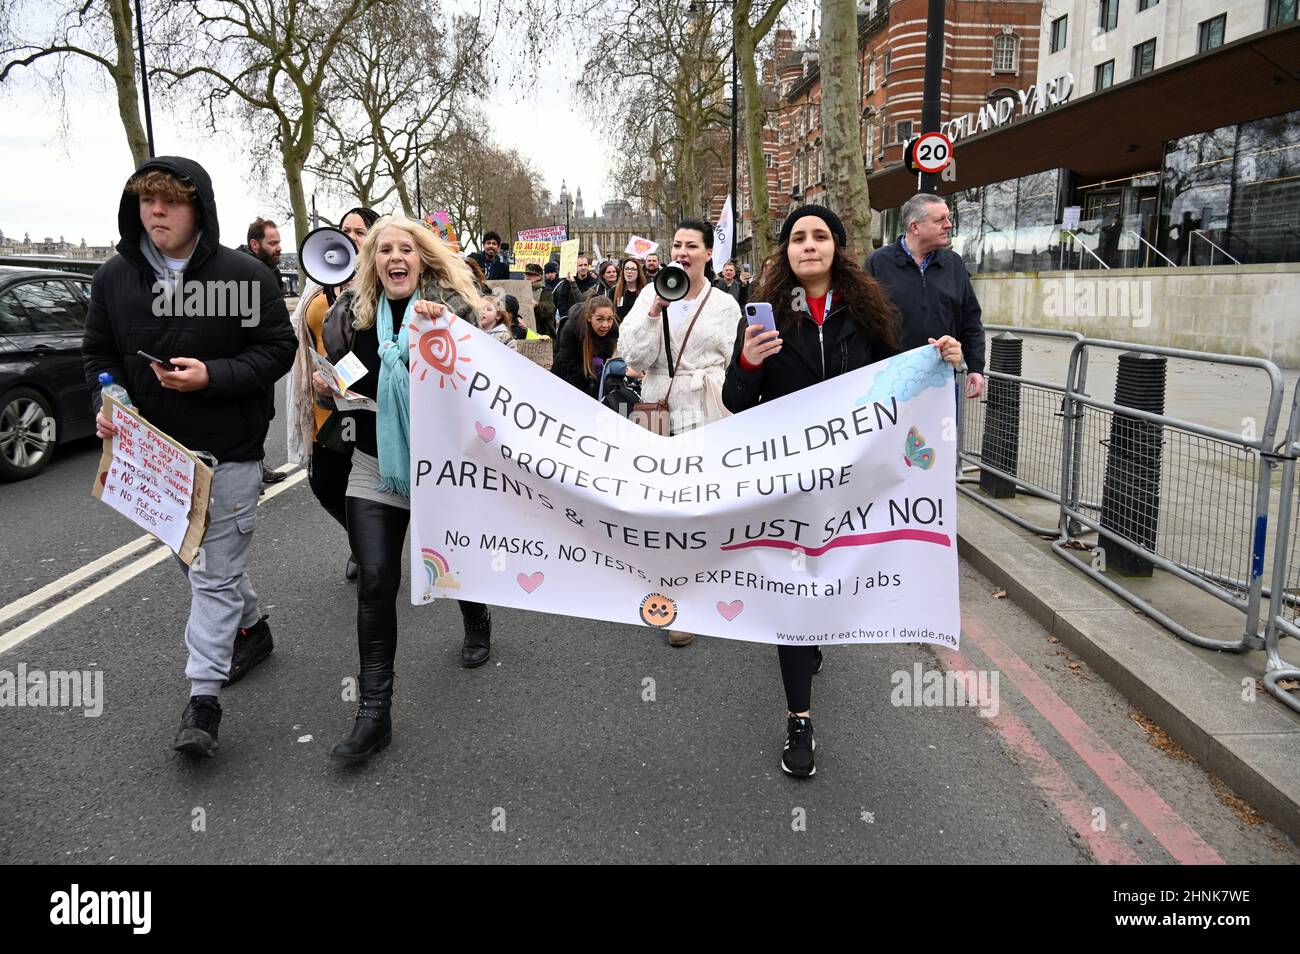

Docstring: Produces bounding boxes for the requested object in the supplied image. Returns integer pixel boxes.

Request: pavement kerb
[955,496,1300,847]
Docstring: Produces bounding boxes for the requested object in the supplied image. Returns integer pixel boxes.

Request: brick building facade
[734,0,1043,257]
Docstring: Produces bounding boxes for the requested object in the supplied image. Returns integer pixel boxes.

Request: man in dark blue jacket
[83,156,296,759]
[866,193,985,398]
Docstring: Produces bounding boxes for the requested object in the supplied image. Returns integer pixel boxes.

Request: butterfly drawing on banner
[903,426,936,470]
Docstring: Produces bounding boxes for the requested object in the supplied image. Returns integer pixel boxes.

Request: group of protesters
[84,153,985,779]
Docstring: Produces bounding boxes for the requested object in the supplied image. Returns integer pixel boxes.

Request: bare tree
[154,0,379,246]
[734,0,790,265]
[309,0,484,216]
[819,0,872,255]
[1,0,155,167]
[419,114,548,250]
[585,0,730,230]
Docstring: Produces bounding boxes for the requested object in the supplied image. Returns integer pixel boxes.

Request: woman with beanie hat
[722,205,965,778]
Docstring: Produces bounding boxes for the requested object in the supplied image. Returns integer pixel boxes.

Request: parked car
[0,267,96,480]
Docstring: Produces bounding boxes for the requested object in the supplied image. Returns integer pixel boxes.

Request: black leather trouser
[308,441,352,531]
[344,497,488,682]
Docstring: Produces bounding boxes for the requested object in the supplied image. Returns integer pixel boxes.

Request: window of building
[1132,38,1156,76]
[883,50,892,73]
[1094,59,1114,91]
[865,120,875,158]
[867,56,876,89]
[882,115,893,146]
[897,120,914,142]
[765,152,774,169]
[1268,0,1297,26]
[1050,15,1068,53]
[1099,0,1118,32]
[993,34,1019,72]
[1138,0,1158,10]
[1197,14,1226,52]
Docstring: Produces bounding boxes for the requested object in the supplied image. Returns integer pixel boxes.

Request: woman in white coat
[619,219,741,439]
[619,220,741,647]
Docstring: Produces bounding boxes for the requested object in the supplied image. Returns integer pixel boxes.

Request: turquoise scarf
[375,292,420,496]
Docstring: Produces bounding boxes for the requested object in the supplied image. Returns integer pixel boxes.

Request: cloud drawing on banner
[857,348,950,406]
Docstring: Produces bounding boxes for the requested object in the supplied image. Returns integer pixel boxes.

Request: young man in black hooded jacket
[83,156,296,758]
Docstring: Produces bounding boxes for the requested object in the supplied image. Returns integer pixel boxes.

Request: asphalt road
[0,387,1294,864]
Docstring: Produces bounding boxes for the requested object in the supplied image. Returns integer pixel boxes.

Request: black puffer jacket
[722,294,900,411]
[552,311,618,398]
[82,156,296,462]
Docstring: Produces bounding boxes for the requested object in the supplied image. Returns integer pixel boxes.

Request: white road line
[0,535,156,627]
[0,466,307,656]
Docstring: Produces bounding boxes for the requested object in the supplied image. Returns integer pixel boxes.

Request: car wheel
[0,387,58,481]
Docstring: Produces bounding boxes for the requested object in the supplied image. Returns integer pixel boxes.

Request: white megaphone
[300,226,358,301]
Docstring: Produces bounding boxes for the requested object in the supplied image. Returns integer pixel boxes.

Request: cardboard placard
[92,396,213,565]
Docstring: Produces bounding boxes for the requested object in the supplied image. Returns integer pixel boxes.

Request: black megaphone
[653,262,690,303]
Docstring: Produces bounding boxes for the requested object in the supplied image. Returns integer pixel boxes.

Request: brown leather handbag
[631,286,713,436]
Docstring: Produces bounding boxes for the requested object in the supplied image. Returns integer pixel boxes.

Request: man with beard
[238,217,288,485]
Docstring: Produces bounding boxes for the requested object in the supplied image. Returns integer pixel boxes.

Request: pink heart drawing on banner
[517,572,544,594]
[716,600,744,621]
[475,421,496,443]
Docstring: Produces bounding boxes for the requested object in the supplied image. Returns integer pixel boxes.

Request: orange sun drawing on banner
[410,320,472,389]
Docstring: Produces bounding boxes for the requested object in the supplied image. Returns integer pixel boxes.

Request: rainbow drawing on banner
[421,547,461,590]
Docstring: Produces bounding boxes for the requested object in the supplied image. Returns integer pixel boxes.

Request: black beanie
[778,204,847,247]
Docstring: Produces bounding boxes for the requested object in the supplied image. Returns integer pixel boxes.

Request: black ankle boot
[330,673,393,761]
[460,607,491,668]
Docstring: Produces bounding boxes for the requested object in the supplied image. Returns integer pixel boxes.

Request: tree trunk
[107,0,150,168]
[734,0,788,268]
[819,0,873,257]
[281,125,311,249]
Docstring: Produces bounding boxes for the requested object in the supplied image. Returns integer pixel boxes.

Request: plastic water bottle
[98,372,134,410]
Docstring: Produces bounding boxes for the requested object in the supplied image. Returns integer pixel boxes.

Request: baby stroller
[596,357,642,418]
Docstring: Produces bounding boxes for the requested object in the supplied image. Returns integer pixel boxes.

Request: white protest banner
[408,316,960,648]
[712,195,734,275]
[625,235,658,257]
[95,397,197,554]
[518,226,568,244]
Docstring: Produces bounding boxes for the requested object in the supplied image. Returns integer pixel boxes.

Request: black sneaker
[782,715,816,777]
[224,615,273,687]
[174,695,222,757]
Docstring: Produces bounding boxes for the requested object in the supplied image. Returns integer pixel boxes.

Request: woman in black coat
[552,296,619,398]
[722,205,964,779]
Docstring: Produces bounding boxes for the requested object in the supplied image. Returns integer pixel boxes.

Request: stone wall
[970,264,1300,367]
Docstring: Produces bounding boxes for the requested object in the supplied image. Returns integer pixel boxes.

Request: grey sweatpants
[179,459,263,697]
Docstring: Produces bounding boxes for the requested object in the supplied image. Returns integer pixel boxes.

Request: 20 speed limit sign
[910,132,953,174]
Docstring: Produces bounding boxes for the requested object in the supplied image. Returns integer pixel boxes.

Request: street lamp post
[134,0,156,158]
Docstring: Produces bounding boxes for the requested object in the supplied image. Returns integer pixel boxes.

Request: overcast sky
[0,6,613,253]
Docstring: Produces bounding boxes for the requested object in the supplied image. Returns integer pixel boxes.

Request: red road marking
[960,609,1225,865]
[942,644,1144,864]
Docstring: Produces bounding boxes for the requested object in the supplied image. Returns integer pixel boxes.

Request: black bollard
[1099,352,1167,576]
[979,332,1022,498]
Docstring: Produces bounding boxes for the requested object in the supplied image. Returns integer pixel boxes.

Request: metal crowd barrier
[959,331,1293,675]
[1262,384,1300,713]
[957,325,1087,536]
[1050,339,1283,653]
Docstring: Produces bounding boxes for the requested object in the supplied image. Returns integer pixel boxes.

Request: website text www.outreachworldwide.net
[1113,914,1251,928]
[776,627,958,645]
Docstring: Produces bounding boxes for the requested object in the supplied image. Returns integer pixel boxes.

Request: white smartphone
[745,302,776,335]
